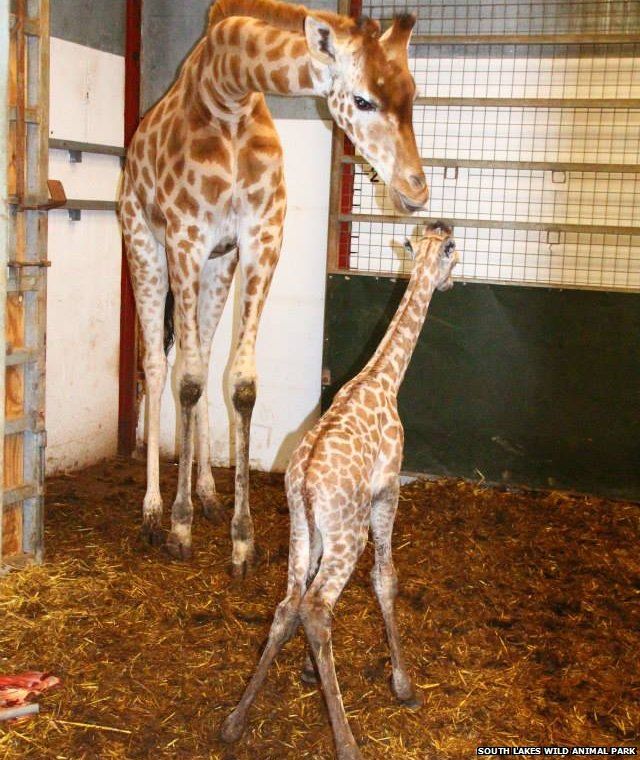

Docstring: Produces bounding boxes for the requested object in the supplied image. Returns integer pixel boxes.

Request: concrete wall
[141,0,337,116]
[46,38,124,472]
[50,0,125,55]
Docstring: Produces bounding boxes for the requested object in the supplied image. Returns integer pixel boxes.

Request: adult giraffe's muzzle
[389,178,429,214]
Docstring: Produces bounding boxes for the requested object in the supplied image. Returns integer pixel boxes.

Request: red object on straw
[0,672,60,714]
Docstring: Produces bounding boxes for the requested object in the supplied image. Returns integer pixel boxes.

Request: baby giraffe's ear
[305,15,338,65]
[403,238,416,259]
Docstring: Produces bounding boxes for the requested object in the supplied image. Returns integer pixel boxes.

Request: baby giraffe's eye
[354,95,376,112]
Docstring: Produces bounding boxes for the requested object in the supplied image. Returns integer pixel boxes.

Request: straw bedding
[1,458,638,759]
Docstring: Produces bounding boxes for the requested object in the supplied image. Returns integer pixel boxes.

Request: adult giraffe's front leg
[164,231,207,561]
[229,217,283,578]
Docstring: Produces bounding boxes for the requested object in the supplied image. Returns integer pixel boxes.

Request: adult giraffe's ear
[380,13,416,57]
[304,15,338,65]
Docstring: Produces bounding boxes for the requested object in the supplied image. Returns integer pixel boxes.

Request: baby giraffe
[221,222,459,759]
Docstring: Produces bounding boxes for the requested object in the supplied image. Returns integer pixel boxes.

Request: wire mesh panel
[365,0,640,36]
[330,1,640,291]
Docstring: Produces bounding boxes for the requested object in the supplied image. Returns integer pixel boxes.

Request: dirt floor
[0,458,639,759]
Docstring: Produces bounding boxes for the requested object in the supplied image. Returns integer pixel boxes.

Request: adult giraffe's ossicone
[119,0,427,576]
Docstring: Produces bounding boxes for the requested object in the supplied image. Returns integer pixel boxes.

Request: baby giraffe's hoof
[164,533,193,561]
[202,494,225,525]
[337,742,363,760]
[140,523,164,548]
[300,663,318,685]
[220,711,245,744]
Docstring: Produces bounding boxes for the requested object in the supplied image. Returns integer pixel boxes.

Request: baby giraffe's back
[286,376,401,521]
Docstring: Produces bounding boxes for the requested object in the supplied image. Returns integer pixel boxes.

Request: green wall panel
[322,275,640,501]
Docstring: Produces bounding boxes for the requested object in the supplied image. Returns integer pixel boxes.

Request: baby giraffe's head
[408,222,458,291]
[305,12,428,213]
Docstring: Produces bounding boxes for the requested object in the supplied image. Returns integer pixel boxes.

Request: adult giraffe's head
[305,12,428,213]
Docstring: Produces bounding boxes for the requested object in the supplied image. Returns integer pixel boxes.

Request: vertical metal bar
[32,0,49,561]
[14,0,26,202]
[325,0,358,275]
[118,0,142,456]
[0,0,9,566]
[13,0,48,563]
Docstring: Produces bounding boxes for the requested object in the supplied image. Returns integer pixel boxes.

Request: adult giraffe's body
[119,0,428,575]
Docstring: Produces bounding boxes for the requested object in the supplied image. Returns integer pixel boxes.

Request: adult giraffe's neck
[197,16,331,112]
[364,243,441,394]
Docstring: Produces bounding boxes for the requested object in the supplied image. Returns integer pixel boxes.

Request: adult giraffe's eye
[354,95,376,112]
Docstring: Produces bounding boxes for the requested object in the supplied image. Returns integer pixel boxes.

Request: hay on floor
[0,458,638,759]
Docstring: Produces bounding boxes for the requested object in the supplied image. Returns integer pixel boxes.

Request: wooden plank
[6,293,25,350]
[5,367,24,420]
[7,121,16,196]
[3,434,24,490]
[410,32,640,46]
[8,28,16,107]
[1,504,22,558]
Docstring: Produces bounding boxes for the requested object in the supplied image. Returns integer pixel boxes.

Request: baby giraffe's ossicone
[220,223,459,759]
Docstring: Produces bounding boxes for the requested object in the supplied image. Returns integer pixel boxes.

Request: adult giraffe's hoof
[230,543,260,580]
[140,523,164,548]
[220,711,246,744]
[396,689,424,711]
[230,558,254,581]
[164,533,193,561]
[202,494,226,525]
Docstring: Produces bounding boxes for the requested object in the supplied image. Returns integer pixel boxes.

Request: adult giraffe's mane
[208,0,352,35]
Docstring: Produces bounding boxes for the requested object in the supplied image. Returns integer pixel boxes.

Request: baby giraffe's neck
[365,242,442,394]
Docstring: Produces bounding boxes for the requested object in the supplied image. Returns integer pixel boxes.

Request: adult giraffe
[119,0,428,576]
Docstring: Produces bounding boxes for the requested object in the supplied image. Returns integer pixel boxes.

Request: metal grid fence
[330,0,640,291]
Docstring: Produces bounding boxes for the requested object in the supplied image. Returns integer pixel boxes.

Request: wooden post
[0,0,9,566]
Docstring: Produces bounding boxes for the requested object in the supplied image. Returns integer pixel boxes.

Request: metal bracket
[16,179,67,211]
[68,150,82,164]
[7,260,52,268]
[444,166,459,181]
[551,171,567,184]
[68,209,82,222]
[546,230,563,246]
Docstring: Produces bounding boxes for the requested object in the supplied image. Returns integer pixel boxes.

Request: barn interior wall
[45,36,124,472]
[141,0,336,471]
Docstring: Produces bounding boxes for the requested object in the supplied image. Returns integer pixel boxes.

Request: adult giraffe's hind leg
[120,182,168,548]
[228,219,282,578]
[370,479,423,709]
[195,250,239,524]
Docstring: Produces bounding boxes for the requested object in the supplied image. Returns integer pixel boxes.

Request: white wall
[46,38,124,472]
[153,119,333,471]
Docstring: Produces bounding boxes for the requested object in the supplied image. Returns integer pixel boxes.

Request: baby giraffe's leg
[220,586,302,743]
[301,525,323,684]
[221,490,310,741]
[300,543,364,760]
[370,480,423,709]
